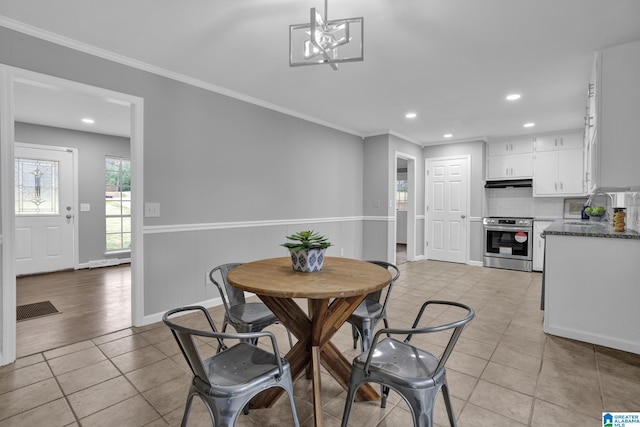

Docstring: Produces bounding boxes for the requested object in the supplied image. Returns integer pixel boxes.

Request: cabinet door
[488,141,512,157]
[536,133,583,151]
[533,221,553,271]
[585,133,598,193]
[535,136,559,152]
[509,153,534,178]
[488,138,533,156]
[558,149,584,195]
[487,156,510,179]
[557,133,583,150]
[533,151,558,195]
[488,153,534,179]
[509,138,534,154]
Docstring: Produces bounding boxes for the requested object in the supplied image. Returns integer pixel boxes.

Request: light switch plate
[144,202,160,217]
[80,203,91,212]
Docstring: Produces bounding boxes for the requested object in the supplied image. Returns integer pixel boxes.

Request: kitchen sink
[563,221,607,226]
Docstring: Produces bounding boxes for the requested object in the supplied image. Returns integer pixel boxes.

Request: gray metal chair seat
[210,263,293,349]
[347,261,400,353]
[163,306,300,427]
[342,300,474,427]
[226,302,280,330]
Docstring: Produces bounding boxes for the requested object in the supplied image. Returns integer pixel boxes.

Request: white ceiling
[3,0,640,144]
[14,80,131,138]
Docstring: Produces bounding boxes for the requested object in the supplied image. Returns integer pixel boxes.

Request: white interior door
[426,157,468,263]
[15,143,77,275]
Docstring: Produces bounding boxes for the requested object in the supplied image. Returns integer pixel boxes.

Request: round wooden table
[227,257,392,427]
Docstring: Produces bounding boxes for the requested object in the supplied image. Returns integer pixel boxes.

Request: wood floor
[16,264,131,358]
[396,243,407,264]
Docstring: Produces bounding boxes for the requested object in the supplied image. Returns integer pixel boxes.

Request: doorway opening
[1,66,144,364]
[394,152,417,264]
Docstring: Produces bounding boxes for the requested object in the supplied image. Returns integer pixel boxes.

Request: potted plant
[281,230,332,272]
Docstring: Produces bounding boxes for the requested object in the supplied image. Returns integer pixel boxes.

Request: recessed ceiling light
[405,112,417,119]
[506,94,521,101]
[443,134,453,138]
[82,118,95,124]
[523,122,535,128]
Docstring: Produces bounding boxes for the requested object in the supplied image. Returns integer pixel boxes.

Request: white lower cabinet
[533,220,554,271]
[544,234,640,354]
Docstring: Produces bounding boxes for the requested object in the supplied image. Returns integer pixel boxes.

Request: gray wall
[0,26,366,328]
[423,140,486,263]
[15,122,130,264]
[362,133,426,261]
[389,134,426,258]
[362,134,392,260]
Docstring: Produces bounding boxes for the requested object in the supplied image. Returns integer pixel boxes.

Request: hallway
[16,265,131,358]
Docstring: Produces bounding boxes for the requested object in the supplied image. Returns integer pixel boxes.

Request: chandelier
[289,0,364,70]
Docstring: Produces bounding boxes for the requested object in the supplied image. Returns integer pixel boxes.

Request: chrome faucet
[585,190,614,221]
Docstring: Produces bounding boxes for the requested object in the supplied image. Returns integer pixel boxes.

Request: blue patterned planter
[289,248,326,273]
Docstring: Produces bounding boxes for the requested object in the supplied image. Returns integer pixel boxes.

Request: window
[396,173,408,211]
[105,157,131,251]
[15,157,59,215]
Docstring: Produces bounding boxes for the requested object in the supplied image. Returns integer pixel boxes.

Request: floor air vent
[17,301,60,321]
[88,259,121,269]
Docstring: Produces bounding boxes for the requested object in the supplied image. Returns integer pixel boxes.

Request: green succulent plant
[585,206,606,216]
[281,230,332,252]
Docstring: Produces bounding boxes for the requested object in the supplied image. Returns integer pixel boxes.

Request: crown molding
[0,16,362,138]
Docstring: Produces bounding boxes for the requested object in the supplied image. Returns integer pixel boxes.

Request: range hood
[484,179,533,188]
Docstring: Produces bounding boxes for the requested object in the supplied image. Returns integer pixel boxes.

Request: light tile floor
[2,260,640,426]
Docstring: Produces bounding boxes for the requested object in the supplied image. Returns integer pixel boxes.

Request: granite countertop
[543,220,640,240]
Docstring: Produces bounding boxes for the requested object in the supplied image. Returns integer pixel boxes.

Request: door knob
[461,214,466,219]
[66,214,73,219]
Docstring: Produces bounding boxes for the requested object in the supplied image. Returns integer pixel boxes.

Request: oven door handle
[484,226,532,232]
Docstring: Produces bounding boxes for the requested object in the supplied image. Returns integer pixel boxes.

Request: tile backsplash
[486,187,564,218]
[486,187,640,232]
[624,192,640,232]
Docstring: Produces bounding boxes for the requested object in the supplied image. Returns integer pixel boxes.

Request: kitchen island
[543,220,640,354]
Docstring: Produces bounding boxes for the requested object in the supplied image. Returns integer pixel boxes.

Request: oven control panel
[483,218,532,227]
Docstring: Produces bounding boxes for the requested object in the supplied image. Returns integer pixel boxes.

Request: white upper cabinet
[535,133,583,152]
[486,138,534,180]
[488,138,534,156]
[596,40,640,188]
[487,154,534,179]
[533,132,584,197]
[584,55,599,194]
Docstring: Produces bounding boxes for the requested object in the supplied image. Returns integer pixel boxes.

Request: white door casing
[1,65,145,366]
[15,143,78,275]
[426,156,469,263]
[395,152,417,263]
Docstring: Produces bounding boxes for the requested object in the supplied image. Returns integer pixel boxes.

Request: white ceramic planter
[289,248,326,273]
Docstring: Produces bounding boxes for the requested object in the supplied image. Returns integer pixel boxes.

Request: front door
[15,143,76,275]
[426,157,468,263]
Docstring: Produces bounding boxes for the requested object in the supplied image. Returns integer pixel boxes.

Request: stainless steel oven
[483,217,533,272]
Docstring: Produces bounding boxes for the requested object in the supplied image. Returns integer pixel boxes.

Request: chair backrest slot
[209,262,245,310]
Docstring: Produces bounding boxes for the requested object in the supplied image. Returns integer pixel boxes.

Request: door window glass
[396,179,408,211]
[15,157,59,215]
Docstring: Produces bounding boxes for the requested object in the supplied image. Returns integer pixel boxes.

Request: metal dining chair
[347,260,400,352]
[341,300,475,427]
[209,263,293,350]
[163,306,300,427]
